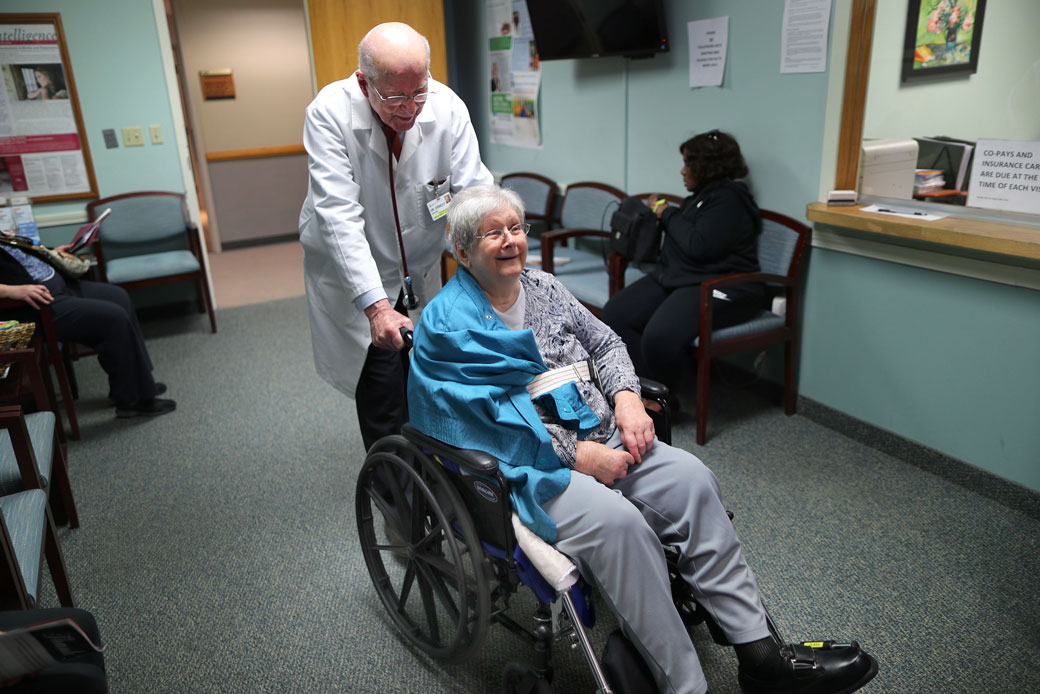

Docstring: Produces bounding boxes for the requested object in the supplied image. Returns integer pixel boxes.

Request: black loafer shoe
[738,641,878,694]
[115,397,176,419]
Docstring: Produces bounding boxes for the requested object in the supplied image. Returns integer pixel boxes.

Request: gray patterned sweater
[518,269,641,466]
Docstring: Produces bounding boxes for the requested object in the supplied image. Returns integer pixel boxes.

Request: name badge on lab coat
[427,192,452,221]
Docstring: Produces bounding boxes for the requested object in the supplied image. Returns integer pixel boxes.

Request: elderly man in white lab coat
[300,22,492,448]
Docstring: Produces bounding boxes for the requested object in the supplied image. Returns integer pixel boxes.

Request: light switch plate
[102,129,119,149]
[149,124,163,144]
[122,126,144,147]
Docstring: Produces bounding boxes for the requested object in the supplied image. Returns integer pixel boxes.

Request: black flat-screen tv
[525,0,669,60]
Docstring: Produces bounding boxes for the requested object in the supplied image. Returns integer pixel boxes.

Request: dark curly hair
[679,130,748,188]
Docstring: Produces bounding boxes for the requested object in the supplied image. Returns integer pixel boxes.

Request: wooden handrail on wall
[205,144,305,162]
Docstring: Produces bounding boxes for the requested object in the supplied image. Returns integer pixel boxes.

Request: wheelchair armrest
[401,423,500,474]
[638,377,669,400]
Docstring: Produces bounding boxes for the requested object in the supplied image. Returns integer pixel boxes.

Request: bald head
[358,22,430,86]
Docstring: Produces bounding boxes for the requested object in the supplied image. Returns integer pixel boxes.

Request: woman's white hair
[447,185,526,257]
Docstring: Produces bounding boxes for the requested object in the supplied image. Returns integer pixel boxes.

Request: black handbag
[609,196,661,263]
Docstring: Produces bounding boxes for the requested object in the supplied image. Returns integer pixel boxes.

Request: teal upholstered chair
[537,182,628,315]
[690,210,810,444]
[86,191,217,333]
[501,172,560,246]
[0,405,74,609]
[0,347,78,528]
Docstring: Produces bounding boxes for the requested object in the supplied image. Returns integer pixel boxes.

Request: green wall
[450,0,1039,492]
[7,0,186,243]
[450,0,830,222]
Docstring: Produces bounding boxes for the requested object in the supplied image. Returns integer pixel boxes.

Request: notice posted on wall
[486,0,541,149]
[967,139,1040,215]
[0,23,91,198]
[688,17,728,88]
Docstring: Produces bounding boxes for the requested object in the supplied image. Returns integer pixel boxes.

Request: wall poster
[486,0,541,149]
[0,14,97,202]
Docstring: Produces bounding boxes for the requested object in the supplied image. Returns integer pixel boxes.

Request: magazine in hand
[0,617,105,681]
[68,207,111,253]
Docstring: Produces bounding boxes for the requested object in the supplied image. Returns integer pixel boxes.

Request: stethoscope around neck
[384,126,420,310]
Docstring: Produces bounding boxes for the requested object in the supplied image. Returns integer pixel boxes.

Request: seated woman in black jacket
[603,130,763,399]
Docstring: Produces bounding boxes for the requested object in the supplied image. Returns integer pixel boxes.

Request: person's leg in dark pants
[641,283,765,389]
[355,342,410,450]
[355,294,411,451]
[45,277,158,404]
[602,275,669,377]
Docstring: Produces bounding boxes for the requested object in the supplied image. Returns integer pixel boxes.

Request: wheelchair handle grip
[399,327,414,350]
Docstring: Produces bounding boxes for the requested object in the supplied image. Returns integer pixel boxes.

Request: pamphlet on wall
[9,197,40,244]
[0,199,15,235]
[0,617,105,681]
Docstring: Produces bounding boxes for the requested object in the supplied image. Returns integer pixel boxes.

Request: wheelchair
[355,382,784,693]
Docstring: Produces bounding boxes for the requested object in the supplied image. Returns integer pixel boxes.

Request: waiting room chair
[86,192,217,333]
[690,210,810,445]
[0,300,79,440]
[501,172,559,242]
[0,405,74,610]
[537,182,626,315]
[0,347,79,529]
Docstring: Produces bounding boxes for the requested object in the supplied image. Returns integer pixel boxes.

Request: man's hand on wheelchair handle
[613,390,655,463]
[575,441,634,486]
[365,298,414,350]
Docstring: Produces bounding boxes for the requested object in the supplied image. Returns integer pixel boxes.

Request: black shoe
[115,397,176,419]
[109,382,167,405]
[738,641,878,694]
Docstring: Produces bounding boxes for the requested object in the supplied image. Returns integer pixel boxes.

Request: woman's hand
[574,440,634,486]
[0,283,53,309]
[613,389,654,463]
[647,194,667,219]
[55,244,73,254]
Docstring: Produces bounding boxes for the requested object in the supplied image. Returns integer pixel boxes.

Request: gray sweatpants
[542,429,770,694]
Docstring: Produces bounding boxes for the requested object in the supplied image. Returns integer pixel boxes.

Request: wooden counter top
[806,202,1040,261]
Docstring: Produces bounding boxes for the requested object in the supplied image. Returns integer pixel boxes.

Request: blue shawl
[407,267,599,542]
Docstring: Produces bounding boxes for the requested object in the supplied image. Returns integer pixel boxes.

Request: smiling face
[456,205,527,297]
[358,66,428,132]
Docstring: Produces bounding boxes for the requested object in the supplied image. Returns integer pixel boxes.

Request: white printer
[858,138,919,200]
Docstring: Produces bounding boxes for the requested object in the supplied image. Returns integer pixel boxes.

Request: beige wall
[174,0,312,153]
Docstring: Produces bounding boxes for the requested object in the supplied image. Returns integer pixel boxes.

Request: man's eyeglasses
[476,223,530,243]
[370,80,430,108]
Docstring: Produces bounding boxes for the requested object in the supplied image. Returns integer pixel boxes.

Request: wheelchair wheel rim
[356,444,490,662]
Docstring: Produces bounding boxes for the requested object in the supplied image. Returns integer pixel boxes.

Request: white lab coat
[299,75,492,397]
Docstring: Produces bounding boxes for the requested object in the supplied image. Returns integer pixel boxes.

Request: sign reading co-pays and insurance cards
[968,140,1040,215]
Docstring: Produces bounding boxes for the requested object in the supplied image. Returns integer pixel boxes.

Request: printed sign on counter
[967,139,1040,215]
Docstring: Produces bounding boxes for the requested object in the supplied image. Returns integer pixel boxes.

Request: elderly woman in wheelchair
[356,184,877,694]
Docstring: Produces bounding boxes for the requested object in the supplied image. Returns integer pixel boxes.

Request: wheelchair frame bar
[560,589,614,694]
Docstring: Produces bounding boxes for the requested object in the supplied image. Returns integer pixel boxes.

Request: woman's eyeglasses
[476,223,530,242]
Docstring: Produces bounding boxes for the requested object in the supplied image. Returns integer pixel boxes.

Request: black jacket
[653,179,761,288]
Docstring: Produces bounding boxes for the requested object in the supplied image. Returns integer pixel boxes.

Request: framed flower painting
[902,0,986,82]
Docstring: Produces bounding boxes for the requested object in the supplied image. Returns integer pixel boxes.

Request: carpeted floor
[37,296,1039,693]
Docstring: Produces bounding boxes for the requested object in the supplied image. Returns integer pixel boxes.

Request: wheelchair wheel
[356,436,491,662]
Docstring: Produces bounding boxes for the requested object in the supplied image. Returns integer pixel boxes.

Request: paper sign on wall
[688,17,728,88]
[967,139,1040,215]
